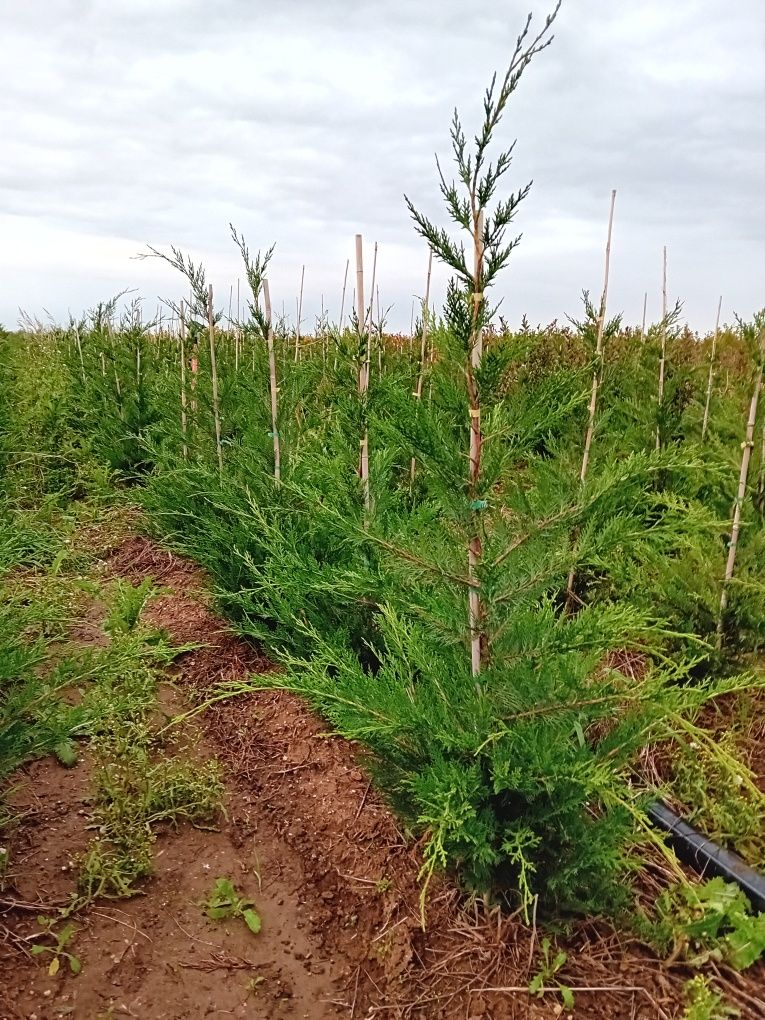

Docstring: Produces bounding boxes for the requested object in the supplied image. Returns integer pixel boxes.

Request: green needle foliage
[2,4,765,945]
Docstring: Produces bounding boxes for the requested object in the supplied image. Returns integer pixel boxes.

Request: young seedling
[682,976,739,1020]
[31,919,82,976]
[103,577,158,636]
[203,877,262,936]
[528,937,574,1010]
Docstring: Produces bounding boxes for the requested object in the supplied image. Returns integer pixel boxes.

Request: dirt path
[2,754,338,1019]
[2,530,764,1019]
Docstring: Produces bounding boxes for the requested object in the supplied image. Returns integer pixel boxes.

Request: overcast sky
[1,0,763,333]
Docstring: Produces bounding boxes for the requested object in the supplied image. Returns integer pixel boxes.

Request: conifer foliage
[3,4,765,928]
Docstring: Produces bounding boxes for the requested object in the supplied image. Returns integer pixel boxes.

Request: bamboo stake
[321,293,328,364]
[236,278,242,372]
[334,260,350,372]
[74,325,86,385]
[567,190,617,605]
[579,190,616,483]
[364,242,378,383]
[339,258,350,331]
[701,295,723,441]
[179,299,188,461]
[410,249,434,482]
[356,235,371,514]
[468,209,485,681]
[717,323,765,647]
[656,246,668,450]
[207,283,224,476]
[640,292,647,338]
[294,264,305,362]
[376,286,382,374]
[190,289,198,420]
[355,236,365,390]
[228,283,239,372]
[262,279,281,483]
[107,321,122,404]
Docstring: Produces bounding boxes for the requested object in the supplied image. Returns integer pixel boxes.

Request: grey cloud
[0,0,763,330]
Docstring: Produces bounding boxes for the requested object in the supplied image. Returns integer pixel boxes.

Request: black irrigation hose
[647,800,765,914]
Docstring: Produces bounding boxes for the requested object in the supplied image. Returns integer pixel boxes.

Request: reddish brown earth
[2,531,764,1019]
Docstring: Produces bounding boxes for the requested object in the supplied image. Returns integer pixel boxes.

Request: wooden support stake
[701,295,723,441]
[355,235,371,514]
[262,279,281,484]
[179,299,188,461]
[717,323,765,646]
[656,246,668,450]
[208,283,224,475]
[294,264,305,362]
[468,209,485,681]
[567,189,617,605]
[410,249,434,482]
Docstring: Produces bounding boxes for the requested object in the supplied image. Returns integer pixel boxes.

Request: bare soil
[2,530,764,1019]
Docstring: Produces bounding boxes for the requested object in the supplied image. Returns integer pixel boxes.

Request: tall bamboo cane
[717,323,765,646]
[410,249,434,482]
[179,299,188,461]
[566,190,617,605]
[356,235,371,514]
[262,279,281,484]
[294,264,305,362]
[656,246,668,450]
[701,295,723,441]
[468,209,485,682]
[207,283,224,475]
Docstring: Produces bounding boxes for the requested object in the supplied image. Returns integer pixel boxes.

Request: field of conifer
[2,7,764,1018]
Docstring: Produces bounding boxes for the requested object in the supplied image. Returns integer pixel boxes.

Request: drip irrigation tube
[647,800,765,913]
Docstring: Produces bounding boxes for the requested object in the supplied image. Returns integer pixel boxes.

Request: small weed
[203,877,262,936]
[103,577,158,636]
[80,728,223,899]
[671,731,765,867]
[638,877,765,970]
[528,937,574,1010]
[31,919,81,976]
[682,975,739,1019]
